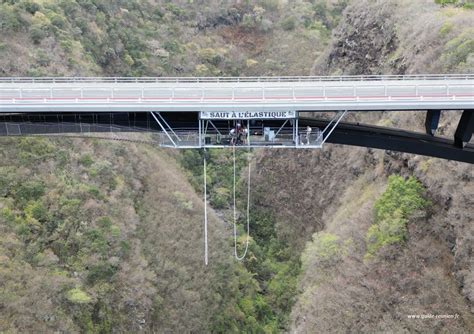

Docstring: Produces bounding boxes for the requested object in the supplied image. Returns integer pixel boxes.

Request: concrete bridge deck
[1,75,473,112]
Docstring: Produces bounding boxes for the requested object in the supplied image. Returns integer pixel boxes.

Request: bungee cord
[232,144,251,261]
[202,144,252,264]
[203,149,208,266]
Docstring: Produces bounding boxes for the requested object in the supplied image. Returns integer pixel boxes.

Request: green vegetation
[66,287,92,304]
[366,176,429,257]
[441,28,474,71]
[0,0,343,77]
[302,232,348,269]
[435,0,474,9]
[281,16,297,31]
[0,137,146,332]
[179,149,301,331]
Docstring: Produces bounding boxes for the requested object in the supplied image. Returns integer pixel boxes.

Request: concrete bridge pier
[425,110,441,136]
[454,110,474,148]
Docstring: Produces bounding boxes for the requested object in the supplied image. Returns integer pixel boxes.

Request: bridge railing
[1,74,473,84]
[299,130,323,147]
[1,82,472,103]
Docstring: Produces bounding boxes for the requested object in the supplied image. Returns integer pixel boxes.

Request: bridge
[0,75,473,163]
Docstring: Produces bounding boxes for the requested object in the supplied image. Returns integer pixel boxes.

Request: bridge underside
[0,111,472,164]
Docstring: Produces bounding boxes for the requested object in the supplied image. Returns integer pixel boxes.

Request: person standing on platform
[242,126,248,145]
[306,126,312,145]
[236,123,242,145]
[229,128,236,145]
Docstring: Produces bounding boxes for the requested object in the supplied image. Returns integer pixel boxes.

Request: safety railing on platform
[0,122,325,149]
[157,127,323,148]
[299,130,323,147]
[0,121,159,143]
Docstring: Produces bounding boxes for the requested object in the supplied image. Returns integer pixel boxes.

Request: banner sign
[200,111,296,120]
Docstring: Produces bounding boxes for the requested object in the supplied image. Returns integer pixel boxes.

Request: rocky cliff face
[313,0,399,75]
[313,0,474,75]
[250,1,474,332]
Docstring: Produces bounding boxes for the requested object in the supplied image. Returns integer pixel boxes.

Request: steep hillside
[313,0,473,75]
[246,1,474,332]
[0,137,235,332]
[0,0,346,76]
[0,1,350,332]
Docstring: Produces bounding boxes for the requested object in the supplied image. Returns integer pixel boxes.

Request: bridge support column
[425,110,441,136]
[454,110,474,148]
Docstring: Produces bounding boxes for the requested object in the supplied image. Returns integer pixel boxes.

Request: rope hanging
[203,149,208,266]
[202,145,251,264]
[232,144,250,261]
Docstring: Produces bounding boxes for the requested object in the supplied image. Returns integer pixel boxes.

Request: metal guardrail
[1,75,472,112]
[1,74,473,84]
[299,131,323,146]
[1,84,472,101]
[157,128,324,148]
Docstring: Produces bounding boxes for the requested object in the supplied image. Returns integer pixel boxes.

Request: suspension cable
[233,144,250,261]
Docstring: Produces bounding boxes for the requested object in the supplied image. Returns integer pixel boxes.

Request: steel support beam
[454,110,474,148]
[151,112,176,147]
[299,118,474,164]
[1,111,474,163]
[425,110,441,136]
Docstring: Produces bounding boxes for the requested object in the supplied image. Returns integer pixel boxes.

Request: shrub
[21,1,41,14]
[0,167,17,197]
[195,64,210,75]
[210,187,230,209]
[463,2,474,9]
[1,207,16,225]
[25,200,50,222]
[36,50,51,66]
[441,29,474,70]
[281,16,296,31]
[15,180,45,205]
[87,185,101,198]
[366,213,407,256]
[89,161,117,190]
[66,287,92,304]
[17,137,55,163]
[302,232,347,268]
[435,0,458,6]
[374,176,427,222]
[58,198,82,218]
[242,13,256,29]
[173,191,194,211]
[87,262,117,284]
[123,54,134,66]
[110,225,120,238]
[198,48,222,65]
[79,154,94,167]
[163,40,182,53]
[439,21,453,36]
[84,228,109,255]
[30,25,46,43]
[0,4,23,31]
[165,3,187,18]
[366,175,428,257]
[50,14,66,28]
[97,216,112,229]
[435,0,474,8]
